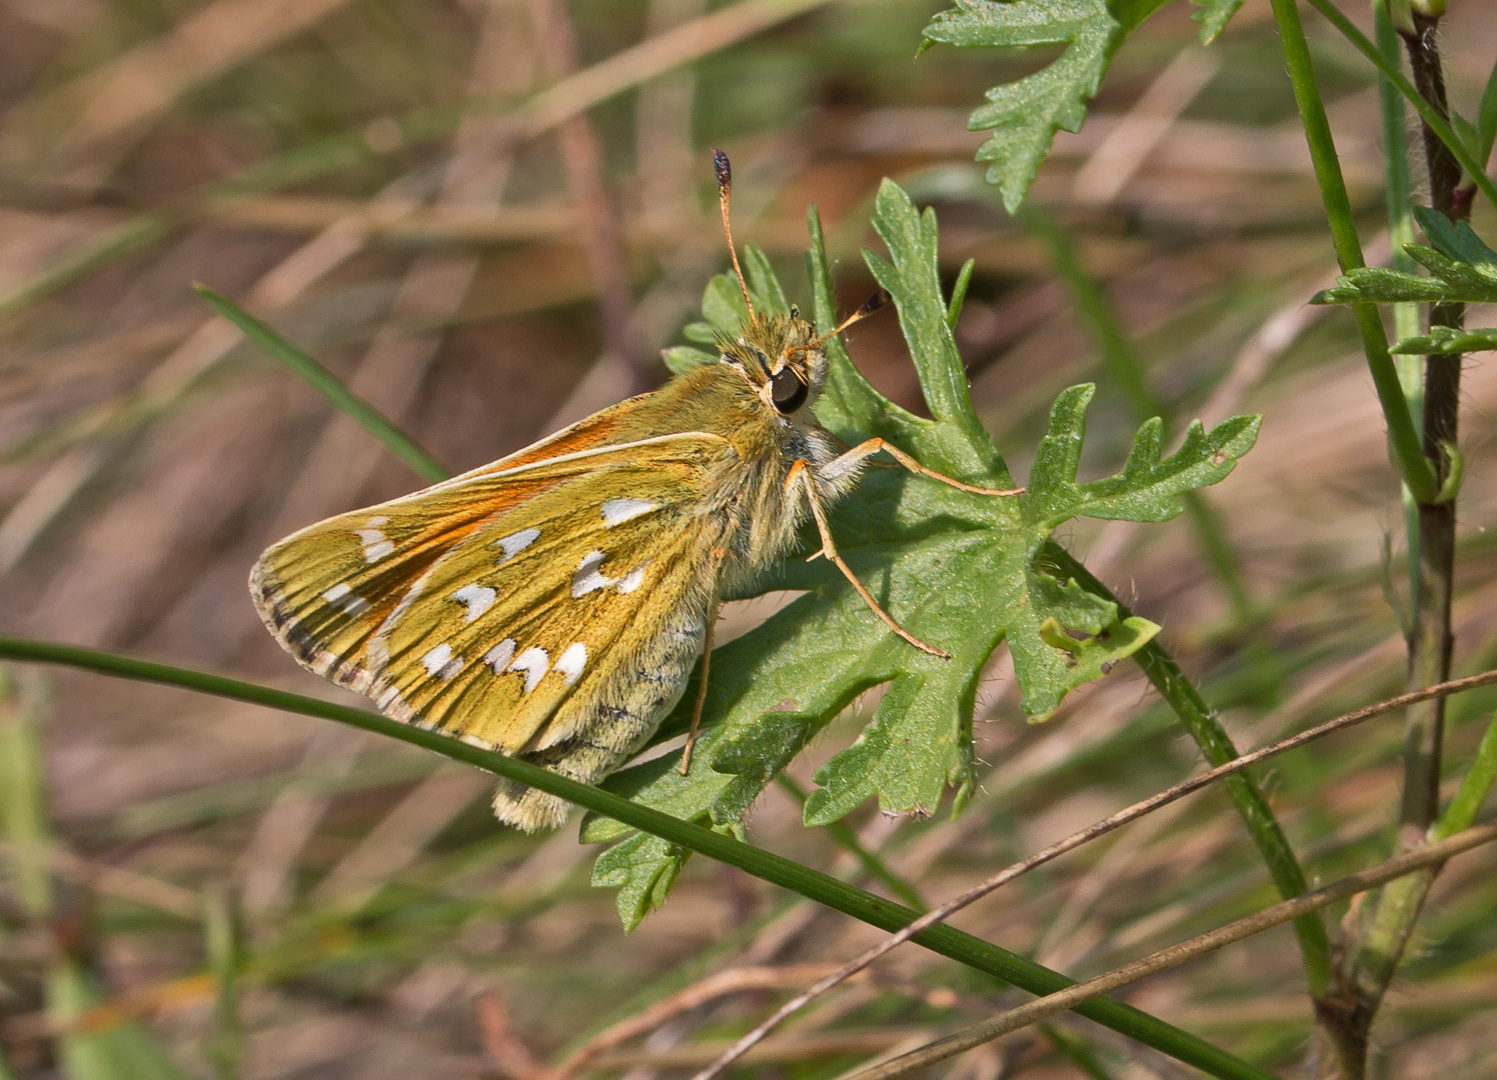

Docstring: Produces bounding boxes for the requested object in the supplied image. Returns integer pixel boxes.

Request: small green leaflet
[586,180,1260,930]
[1190,0,1243,44]
[1391,326,1497,355]
[921,0,1122,212]
[1312,207,1497,306]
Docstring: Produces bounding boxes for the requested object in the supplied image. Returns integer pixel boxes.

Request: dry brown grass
[1,0,1495,1078]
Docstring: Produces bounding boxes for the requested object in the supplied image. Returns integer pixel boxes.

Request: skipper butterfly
[251,150,1020,831]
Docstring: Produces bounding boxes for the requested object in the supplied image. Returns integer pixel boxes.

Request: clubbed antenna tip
[710,146,754,320]
[858,289,892,317]
[798,289,893,355]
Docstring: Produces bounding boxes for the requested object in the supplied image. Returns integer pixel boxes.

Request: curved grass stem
[0,633,1276,1080]
[195,287,449,485]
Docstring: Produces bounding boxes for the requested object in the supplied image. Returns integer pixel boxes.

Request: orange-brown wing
[251,432,734,752]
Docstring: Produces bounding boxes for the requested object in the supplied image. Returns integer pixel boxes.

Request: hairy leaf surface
[921,0,1122,211]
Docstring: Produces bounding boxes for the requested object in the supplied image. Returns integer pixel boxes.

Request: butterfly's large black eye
[770,366,808,414]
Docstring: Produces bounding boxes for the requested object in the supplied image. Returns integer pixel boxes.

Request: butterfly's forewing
[251,432,734,754]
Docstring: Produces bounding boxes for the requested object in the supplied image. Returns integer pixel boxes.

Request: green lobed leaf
[743,243,792,315]
[1391,326,1497,355]
[862,182,1006,476]
[1190,0,1243,44]
[1412,205,1497,269]
[590,832,690,931]
[586,182,1259,916]
[921,0,1123,212]
[1312,211,1497,305]
[701,271,752,329]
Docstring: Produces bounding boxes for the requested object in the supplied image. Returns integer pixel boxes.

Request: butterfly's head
[718,284,892,419]
[708,148,891,420]
[718,309,825,419]
[720,285,892,422]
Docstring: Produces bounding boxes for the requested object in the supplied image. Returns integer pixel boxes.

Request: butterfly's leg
[786,460,950,659]
[680,586,721,775]
[821,438,1023,497]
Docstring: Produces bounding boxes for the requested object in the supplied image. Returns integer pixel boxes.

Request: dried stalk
[691,668,1497,1080]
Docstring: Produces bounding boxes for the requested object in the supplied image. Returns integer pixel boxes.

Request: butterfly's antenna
[795,289,891,354]
[712,147,756,321]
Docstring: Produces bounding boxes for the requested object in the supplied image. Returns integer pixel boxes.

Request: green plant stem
[1373,0,1424,640]
[774,775,927,911]
[1349,707,1497,1021]
[1323,714,1497,1080]
[195,287,449,484]
[1317,15,1473,1076]
[1049,545,1334,997]
[1266,0,1435,504]
[1372,1,1422,386]
[1395,13,1465,850]
[1302,0,1497,213]
[0,633,1276,1080]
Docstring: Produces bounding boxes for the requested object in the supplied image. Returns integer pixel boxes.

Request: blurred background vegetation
[0,0,1494,1077]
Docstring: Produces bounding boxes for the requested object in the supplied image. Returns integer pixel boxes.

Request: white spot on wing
[452,583,496,623]
[572,550,613,597]
[555,642,587,684]
[494,528,540,562]
[616,561,651,593]
[422,644,464,679]
[322,583,370,615]
[366,516,389,526]
[601,498,658,527]
[508,646,549,693]
[356,528,393,562]
[484,639,516,673]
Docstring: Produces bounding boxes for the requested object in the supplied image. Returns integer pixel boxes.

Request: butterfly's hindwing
[251,433,736,768]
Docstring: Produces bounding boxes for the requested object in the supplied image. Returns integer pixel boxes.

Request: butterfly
[250,149,1021,832]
